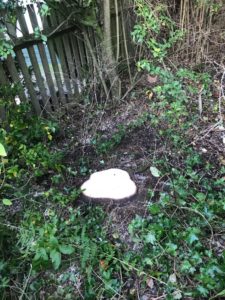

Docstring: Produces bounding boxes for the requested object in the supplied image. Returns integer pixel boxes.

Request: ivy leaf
[50,249,61,270]
[197,285,209,297]
[169,273,177,283]
[150,166,161,177]
[145,232,156,244]
[40,3,50,16]
[166,242,178,256]
[196,192,206,201]
[2,199,12,206]
[149,203,160,214]
[187,232,198,244]
[41,34,47,43]
[0,143,7,157]
[181,260,196,274]
[59,245,74,255]
[143,258,153,266]
[186,228,200,245]
[172,290,182,299]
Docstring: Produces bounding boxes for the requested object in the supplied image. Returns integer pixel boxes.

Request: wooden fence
[0,2,135,118]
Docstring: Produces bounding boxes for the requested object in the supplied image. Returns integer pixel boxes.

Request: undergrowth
[1,1,225,299]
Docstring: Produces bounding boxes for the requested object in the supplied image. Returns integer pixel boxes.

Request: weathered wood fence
[0,2,134,118]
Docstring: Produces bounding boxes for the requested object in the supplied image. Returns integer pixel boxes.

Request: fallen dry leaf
[99,260,108,270]
[146,278,154,289]
[146,90,154,100]
[219,157,225,165]
[147,74,158,84]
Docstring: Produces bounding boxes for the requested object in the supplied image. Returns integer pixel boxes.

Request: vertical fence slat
[24,6,51,112]
[54,37,73,101]
[27,6,59,109]
[76,32,87,69]
[16,50,42,115]
[56,12,79,97]
[47,41,67,105]
[62,34,79,95]
[49,12,73,101]
[27,5,55,111]
[16,8,30,37]
[5,55,27,102]
[69,32,82,81]
[87,27,96,76]
[27,46,52,112]
[84,28,93,73]
[5,21,17,42]
[0,63,8,83]
[88,27,96,51]
[37,45,59,108]
[0,31,26,103]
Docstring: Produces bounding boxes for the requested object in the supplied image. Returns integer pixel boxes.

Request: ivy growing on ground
[128,1,225,298]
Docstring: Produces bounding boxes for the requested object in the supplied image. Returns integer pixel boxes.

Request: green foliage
[93,125,126,155]
[0,1,49,60]
[40,3,50,16]
[130,4,225,298]
[136,61,212,147]
[128,153,225,298]
[132,0,183,60]
[19,210,75,270]
[0,33,14,59]
[1,1,225,299]
[0,86,122,298]
[0,87,63,180]
[0,86,66,296]
[34,27,47,43]
[0,143,7,157]
[17,206,120,298]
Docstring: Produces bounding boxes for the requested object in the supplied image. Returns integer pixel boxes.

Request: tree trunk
[103,0,121,102]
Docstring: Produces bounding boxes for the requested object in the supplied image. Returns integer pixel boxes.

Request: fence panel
[0,2,134,116]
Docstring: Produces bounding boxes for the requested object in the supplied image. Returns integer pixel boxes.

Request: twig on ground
[19,264,32,300]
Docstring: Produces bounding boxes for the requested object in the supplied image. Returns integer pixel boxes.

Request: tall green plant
[132,0,183,61]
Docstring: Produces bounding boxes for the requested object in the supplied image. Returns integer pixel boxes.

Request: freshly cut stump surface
[81,168,137,202]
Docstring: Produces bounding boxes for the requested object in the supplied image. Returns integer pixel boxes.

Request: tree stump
[80,168,137,205]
